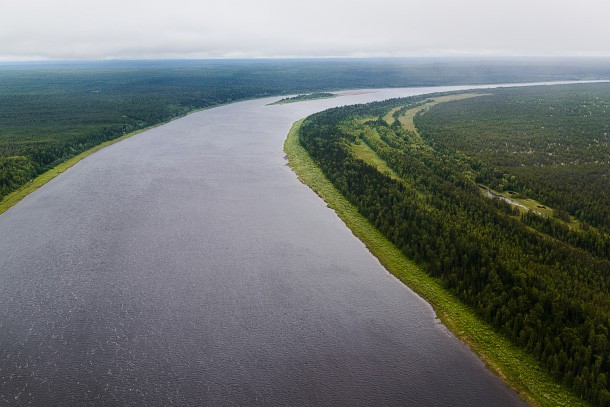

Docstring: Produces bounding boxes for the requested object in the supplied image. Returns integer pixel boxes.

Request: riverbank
[0,99,256,217]
[284,119,586,407]
[0,127,152,216]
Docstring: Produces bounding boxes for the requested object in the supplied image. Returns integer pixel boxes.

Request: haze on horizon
[1,0,609,61]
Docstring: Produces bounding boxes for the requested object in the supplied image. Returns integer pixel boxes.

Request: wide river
[0,84,555,406]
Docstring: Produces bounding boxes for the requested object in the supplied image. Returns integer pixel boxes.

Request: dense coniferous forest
[2,58,610,202]
[298,84,610,405]
[414,84,610,233]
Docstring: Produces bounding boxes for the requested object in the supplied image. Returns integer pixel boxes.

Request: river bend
[0,85,538,405]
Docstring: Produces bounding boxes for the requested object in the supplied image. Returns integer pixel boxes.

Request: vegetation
[414,83,610,233]
[285,119,584,407]
[2,59,610,209]
[268,92,336,105]
[295,84,610,406]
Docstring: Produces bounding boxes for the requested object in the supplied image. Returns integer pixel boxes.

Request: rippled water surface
[0,85,534,406]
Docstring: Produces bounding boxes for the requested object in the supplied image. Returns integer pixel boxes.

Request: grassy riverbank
[284,119,586,407]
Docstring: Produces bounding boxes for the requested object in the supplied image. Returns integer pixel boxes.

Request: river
[0,83,571,405]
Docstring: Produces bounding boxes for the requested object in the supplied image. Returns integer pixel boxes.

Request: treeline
[0,156,36,198]
[299,89,610,405]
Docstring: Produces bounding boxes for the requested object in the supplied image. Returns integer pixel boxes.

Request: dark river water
[0,84,551,406]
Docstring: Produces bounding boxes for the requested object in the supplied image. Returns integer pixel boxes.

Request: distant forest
[299,83,610,406]
[2,58,610,201]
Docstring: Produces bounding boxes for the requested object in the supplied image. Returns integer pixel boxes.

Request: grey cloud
[1,0,609,60]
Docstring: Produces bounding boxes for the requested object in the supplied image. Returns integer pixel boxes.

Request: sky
[1,0,609,61]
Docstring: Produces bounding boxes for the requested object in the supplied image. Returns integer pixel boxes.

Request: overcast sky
[1,0,609,61]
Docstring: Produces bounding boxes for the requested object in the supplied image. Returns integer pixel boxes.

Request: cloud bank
[1,0,609,60]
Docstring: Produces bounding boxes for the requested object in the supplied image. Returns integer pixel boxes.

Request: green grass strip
[351,140,401,181]
[284,118,587,407]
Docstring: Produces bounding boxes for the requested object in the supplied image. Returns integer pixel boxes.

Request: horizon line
[3,55,610,64]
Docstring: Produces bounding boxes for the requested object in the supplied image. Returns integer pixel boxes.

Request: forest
[298,83,610,406]
[414,84,610,233]
[2,58,610,203]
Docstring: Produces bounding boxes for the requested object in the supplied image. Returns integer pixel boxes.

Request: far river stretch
[0,84,550,405]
